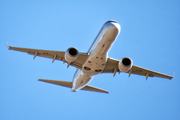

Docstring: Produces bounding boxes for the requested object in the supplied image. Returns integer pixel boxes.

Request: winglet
[172,73,175,79]
[6,41,9,49]
[168,74,174,80]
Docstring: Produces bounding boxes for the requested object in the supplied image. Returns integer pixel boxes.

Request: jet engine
[64,47,79,63]
[118,57,133,72]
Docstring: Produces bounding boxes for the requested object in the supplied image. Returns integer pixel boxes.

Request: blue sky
[1,0,180,120]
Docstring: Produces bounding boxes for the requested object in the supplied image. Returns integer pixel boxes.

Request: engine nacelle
[64,47,79,63]
[118,57,133,72]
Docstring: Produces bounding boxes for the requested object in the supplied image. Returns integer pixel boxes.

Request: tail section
[38,79,109,94]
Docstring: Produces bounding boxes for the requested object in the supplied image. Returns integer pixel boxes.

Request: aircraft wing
[8,46,89,69]
[102,57,173,80]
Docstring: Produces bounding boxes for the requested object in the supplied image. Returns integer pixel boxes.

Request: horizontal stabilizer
[81,85,109,93]
[38,79,72,88]
[38,79,109,94]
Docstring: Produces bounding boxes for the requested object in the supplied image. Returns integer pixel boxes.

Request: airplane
[7,20,173,94]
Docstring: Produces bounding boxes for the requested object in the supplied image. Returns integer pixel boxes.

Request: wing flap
[130,65,173,80]
[9,46,65,60]
[102,57,119,73]
[38,79,109,93]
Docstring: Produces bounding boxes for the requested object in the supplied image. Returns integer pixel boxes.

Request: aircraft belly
[94,27,119,54]
[82,22,120,76]
[82,52,107,76]
[72,70,92,91]
[88,21,120,53]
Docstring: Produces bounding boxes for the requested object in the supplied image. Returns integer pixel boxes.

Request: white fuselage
[72,21,120,92]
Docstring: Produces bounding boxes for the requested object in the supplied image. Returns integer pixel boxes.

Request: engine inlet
[69,48,78,56]
[122,58,131,66]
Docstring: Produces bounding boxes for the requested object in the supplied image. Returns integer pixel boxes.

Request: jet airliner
[8,20,173,93]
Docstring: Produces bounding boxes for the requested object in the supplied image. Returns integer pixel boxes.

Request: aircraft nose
[105,20,118,24]
[105,20,120,32]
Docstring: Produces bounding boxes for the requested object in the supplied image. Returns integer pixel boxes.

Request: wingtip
[169,74,174,80]
[6,41,9,49]
[171,73,175,80]
[38,79,46,82]
[38,79,44,81]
